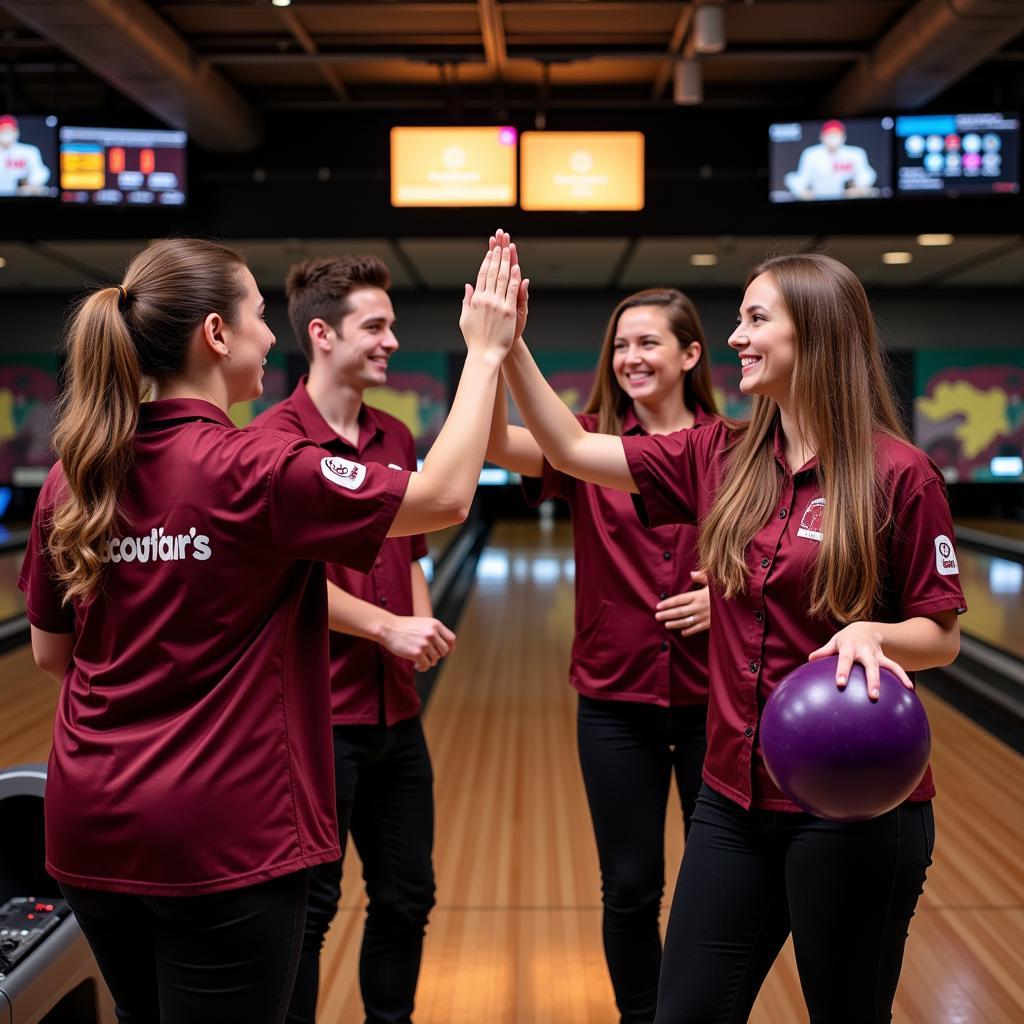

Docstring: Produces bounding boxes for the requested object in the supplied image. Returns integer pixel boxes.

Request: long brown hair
[583,288,718,435]
[698,253,907,623]
[49,238,248,604]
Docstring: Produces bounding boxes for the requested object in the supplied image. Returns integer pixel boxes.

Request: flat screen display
[895,112,1019,196]
[60,126,187,206]
[769,117,893,203]
[390,126,517,207]
[0,114,59,199]
[520,131,644,211]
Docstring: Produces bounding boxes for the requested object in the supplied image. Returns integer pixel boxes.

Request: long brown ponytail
[48,238,248,603]
[698,253,907,623]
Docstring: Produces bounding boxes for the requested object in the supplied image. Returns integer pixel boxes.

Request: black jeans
[654,784,935,1024]
[577,694,709,1024]
[287,715,436,1024]
[62,870,309,1024]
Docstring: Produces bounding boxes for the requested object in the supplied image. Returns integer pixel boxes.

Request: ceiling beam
[0,0,260,151]
[274,6,349,101]
[825,0,1024,114]
[478,0,508,79]
[651,3,694,99]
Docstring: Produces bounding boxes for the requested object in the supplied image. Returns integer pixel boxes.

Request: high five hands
[459,229,524,358]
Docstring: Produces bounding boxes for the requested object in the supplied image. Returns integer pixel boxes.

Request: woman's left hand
[655,571,711,636]
[808,621,913,700]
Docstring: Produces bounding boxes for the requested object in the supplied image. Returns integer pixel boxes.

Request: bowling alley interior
[1,2,1022,1022]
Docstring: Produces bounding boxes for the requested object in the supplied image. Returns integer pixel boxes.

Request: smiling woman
[500,247,964,1023]
[485,262,720,1020]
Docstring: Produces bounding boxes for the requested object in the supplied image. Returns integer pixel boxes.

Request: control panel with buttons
[0,896,69,977]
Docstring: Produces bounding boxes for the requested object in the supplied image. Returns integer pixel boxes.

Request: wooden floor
[956,547,1024,658]
[2,519,1022,1022]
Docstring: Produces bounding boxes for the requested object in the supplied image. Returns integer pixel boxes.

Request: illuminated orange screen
[391,127,517,207]
[520,132,644,211]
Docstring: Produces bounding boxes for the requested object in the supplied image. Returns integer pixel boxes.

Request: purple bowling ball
[760,656,931,822]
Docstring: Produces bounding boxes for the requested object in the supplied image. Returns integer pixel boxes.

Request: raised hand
[460,228,521,357]
[488,229,530,340]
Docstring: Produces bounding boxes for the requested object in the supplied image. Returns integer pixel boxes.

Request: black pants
[287,715,436,1024]
[62,870,309,1024]
[654,784,935,1024]
[577,694,709,1024]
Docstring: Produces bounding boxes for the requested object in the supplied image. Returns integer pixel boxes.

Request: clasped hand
[459,228,525,358]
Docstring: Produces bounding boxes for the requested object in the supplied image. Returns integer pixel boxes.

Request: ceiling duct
[0,0,261,152]
[825,0,1024,115]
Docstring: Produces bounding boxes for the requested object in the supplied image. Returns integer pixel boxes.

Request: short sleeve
[624,426,718,529]
[888,476,967,618]
[521,457,573,508]
[18,470,75,634]
[269,441,410,572]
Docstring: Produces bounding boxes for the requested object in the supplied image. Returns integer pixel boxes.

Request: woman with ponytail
[499,251,964,1022]
[19,234,521,1022]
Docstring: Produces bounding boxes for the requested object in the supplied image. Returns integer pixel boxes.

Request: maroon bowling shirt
[624,418,966,812]
[523,408,712,707]
[252,379,428,727]
[18,398,409,895]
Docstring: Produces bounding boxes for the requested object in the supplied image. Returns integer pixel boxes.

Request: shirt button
[744,726,754,738]
[662,550,672,561]
[380,597,388,607]
[754,611,764,623]
[760,557,770,569]
[660,641,669,652]
[660,591,669,600]
[749,661,759,673]
[779,509,787,519]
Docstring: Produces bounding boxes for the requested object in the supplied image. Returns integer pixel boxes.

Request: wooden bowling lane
[0,520,1021,1021]
[955,546,1024,659]
[0,548,27,622]
[957,518,1024,544]
[316,520,1024,1023]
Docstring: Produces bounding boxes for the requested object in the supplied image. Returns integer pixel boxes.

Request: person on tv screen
[0,115,52,196]
[783,119,878,201]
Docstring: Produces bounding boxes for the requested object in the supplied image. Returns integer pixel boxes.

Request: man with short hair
[253,255,453,1024]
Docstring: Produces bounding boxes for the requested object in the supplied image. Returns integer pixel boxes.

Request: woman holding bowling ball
[500,250,963,1022]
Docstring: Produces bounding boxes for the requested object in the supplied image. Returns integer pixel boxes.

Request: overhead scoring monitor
[390,126,517,207]
[769,117,894,203]
[895,112,1020,196]
[520,131,645,211]
[60,126,187,207]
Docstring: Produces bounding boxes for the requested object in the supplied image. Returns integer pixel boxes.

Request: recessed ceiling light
[271,0,292,8]
[690,253,718,267]
[882,251,913,265]
[916,233,954,246]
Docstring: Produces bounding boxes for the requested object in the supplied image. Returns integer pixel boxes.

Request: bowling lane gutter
[955,526,1024,564]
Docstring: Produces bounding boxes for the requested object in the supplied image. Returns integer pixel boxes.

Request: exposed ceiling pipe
[824,0,1024,114]
[0,0,261,151]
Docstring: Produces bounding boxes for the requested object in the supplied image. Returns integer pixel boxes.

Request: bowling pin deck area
[2,520,1022,1022]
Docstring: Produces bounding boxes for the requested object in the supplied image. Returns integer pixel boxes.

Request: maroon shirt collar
[139,398,235,430]
[770,414,819,475]
[621,402,715,437]
[291,376,383,454]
